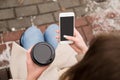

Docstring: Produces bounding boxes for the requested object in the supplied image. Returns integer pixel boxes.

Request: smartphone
[59,12,75,44]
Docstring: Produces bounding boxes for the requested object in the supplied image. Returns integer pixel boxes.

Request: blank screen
[60,16,74,41]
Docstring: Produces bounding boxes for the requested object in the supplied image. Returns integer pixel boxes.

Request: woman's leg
[44,24,59,49]
[20,25,44,50]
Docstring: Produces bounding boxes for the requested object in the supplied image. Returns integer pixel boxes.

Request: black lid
[31,42,55,66]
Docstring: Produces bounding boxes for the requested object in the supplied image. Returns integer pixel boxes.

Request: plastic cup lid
[31,42,55,66]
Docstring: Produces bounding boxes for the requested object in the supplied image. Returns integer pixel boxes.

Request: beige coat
[10,42,85,80]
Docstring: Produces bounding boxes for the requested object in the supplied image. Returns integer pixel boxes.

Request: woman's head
[60,32,120,80]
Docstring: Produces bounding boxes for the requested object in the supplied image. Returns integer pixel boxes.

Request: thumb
[64,35,76,42]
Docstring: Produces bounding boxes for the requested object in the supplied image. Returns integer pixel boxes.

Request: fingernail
[63,35,68,38]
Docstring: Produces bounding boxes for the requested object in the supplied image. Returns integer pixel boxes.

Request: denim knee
[44,24,59,49]
[21,25,44,49]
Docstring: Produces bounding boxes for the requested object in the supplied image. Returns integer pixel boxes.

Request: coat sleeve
[75,53,85,62]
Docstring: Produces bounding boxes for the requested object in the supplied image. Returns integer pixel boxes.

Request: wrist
[82,45,88,54]
[27,75,37,80]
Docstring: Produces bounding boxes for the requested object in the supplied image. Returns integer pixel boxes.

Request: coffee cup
[30,42,55,66]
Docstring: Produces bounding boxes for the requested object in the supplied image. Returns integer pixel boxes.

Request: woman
[60,32,120,80]
[26,28,120,80]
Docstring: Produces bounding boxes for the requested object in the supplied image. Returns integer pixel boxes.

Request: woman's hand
[64,28,88,54]
[26,49,48,80]
[56,28,88,54]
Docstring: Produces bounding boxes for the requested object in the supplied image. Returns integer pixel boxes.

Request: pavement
[0,0,87,33]
[0,0,104,79]
[0,0,94,53]
[0,0,120,79]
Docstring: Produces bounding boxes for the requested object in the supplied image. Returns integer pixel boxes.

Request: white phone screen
[60,16,74,41]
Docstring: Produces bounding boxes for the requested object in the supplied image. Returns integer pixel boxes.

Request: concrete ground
[0,0,88,32]
[0,0,103,79]
[0,0,94,53]
[0,1,95,79]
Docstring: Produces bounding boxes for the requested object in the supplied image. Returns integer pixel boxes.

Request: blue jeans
[20,24,59,50]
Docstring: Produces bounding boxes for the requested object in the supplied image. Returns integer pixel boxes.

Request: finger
[26,48,32,63]
[56,36,60,39]
[56,30,60,34]
[56,36,60,42]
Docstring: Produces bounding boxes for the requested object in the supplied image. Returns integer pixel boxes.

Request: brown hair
[60,32,120,80]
